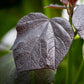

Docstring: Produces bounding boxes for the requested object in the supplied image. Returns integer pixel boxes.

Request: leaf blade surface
[72,5,84,40]
[12,13,74,72]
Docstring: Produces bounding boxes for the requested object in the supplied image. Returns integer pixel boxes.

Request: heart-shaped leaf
[12,13,74,72]
[72,5,84,40]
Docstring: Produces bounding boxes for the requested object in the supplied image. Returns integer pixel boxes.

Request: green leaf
[75,60,84,84]
[66,37,83,84]
[53,59,67,84]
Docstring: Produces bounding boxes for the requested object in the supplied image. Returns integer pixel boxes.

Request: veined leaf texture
[12,13,74,72]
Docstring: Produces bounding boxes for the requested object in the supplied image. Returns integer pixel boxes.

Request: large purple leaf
[72,5,84,40]
[12,13,74,72]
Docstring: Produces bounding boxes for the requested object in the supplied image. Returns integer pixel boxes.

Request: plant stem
[67,5,74,84]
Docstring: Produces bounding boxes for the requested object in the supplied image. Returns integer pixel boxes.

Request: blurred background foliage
[0,0,84,84]
[0,0,62,57]
[0,0,62,40]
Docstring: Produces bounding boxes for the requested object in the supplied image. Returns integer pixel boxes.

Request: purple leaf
[72,5,84,40]
[12,13,74,72]
[45,4,66,9]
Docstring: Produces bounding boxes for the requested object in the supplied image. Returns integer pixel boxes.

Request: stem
[66,4,74,84]
[69,16,72,25]
[69,5,74,18]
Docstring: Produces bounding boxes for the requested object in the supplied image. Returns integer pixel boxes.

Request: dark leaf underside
[45,4,66,9]
[12,13,74,72]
